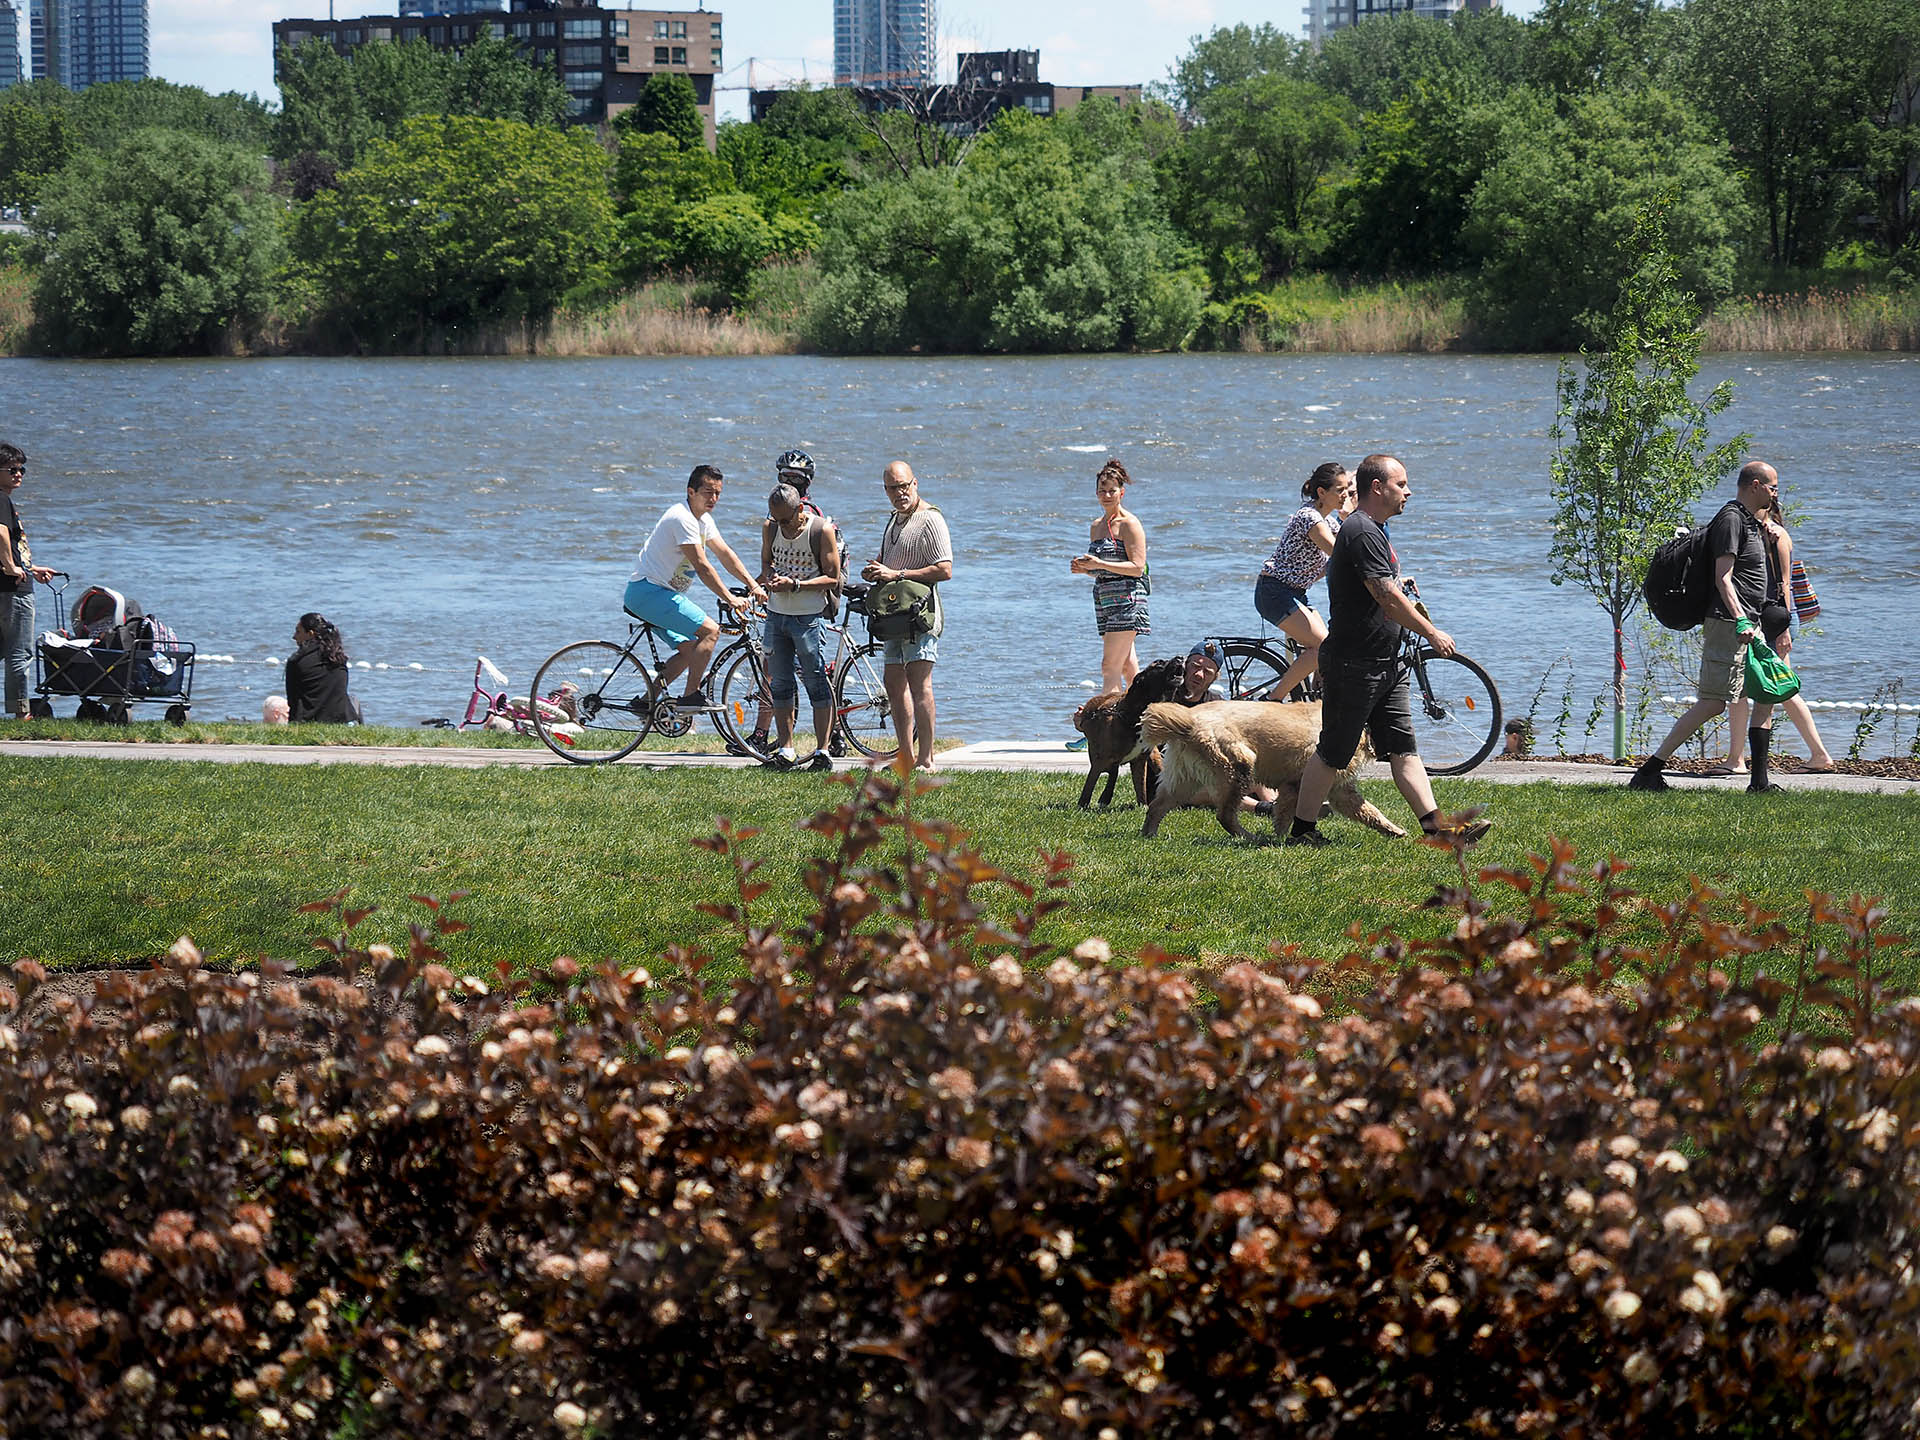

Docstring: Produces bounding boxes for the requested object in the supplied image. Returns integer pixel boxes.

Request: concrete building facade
[833,0,935,88]
[273,4,723,143]
[1302,0,1496,50]
[30,0,149,89]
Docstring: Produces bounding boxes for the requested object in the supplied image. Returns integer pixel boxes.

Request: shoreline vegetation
[4,265,1915,359]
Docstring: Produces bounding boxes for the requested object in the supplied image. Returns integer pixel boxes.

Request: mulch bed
[1504,754,1920,781]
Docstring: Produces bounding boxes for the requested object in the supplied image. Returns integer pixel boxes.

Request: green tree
[1681,0,1873,268]
[805,108,1200,353]
[26,128,283,354]
[1548,198,1748,759]
[1525,0,1678,96]
[1853,0,1920,253]
[66,79,272,153]
[1464,87,1750,347]
[1162,23,1300,113]
[0,85,73,211]
[273,36,567,168]
[613,129,736,280]
[616,73,705,151]
[1180,74,1358,282]
[1312,10,1527,115]
[291,116,613,344]
[1339,85,1527,274]
[674,193,776,303]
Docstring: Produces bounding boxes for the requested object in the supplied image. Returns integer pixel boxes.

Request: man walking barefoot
[1286,454,1491,847]
[1629,461,1782,793]
[862,461,951,771]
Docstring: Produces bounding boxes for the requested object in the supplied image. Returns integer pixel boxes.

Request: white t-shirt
[632,501,721,594]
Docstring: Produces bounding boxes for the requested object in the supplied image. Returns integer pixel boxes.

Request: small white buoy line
[1659,695,1920,713]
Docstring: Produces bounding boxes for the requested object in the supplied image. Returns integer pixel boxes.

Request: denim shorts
[763,610,831,707]
[882,631,939,667]
[1254,574,1312,628]
[623,578,708,645]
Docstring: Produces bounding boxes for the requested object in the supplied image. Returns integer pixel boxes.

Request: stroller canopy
[72,585,143,639]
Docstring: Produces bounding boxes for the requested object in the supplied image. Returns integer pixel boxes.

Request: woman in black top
[285,613,355,723]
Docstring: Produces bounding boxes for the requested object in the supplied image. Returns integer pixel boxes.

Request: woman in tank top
[1069,457,1150,700]
[1253,462,1353,700]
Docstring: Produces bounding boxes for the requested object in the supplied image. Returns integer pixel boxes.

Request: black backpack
[1643,503,1733,631]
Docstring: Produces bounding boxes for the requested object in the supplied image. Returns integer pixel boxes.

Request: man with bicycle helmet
[742,450,849,754]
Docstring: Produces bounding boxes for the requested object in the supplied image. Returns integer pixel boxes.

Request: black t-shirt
[1322,510,1401,663]
[1704,500,1767,622]
[0,495,30,596]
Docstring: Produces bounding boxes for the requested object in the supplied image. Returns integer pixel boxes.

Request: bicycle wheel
[714,642,776,760]
[833,641,899,760]
[530,640,658,764]
[1408,650,1502,776]
[1219,640,1299,703]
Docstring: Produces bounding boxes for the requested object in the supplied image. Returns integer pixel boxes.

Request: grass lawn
[1,719,732,752]
[2,757,1914,985]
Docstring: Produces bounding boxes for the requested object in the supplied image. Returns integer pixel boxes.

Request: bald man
[1630,460,1782,793]
[862,461,953,771]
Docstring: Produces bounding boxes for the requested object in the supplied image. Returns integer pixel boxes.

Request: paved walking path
[1,738,1914,793]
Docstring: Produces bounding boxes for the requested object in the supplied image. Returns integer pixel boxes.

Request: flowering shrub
[2,769,1917,1437]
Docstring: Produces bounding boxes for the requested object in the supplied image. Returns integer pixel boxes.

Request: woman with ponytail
[285,612,357,723]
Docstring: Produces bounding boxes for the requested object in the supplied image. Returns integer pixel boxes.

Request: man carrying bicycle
[623,465,767,713]
[1286,453,1491,848]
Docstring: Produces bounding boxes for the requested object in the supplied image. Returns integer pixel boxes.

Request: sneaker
[1427,819,1495,845]
[745,729,770,753]
[1251,800,1276,818]
[1064,735,1088,752]
[804,749,832,772]
[827,733,847,758]
[764,745,798,770]
[1284,826,1330,848]
[1747,781,1784,794]
[723,735,752,758]
[672,690,718,713]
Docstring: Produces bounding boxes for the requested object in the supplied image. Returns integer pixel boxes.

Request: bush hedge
[3,770,1916,1437]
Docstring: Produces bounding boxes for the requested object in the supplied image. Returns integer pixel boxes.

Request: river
[4,352,1917,753]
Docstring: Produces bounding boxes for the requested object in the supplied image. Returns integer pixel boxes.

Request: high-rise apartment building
[833,0,935,88]
[30,0,149,89]
[1302,0,1495,50]
[0,0,23,90]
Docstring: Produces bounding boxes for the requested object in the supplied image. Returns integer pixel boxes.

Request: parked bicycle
[712,580,897,763]
[1204,621,1502,776]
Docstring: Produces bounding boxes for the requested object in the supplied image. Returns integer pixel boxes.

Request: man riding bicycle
[623,465,767,713]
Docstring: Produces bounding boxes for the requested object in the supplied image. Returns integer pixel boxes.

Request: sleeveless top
[1260,504,1336,589]
[1090,515,1147,606]
[768,514,830,616]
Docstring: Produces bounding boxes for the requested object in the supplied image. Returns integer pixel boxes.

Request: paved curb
[1,738,1915,794]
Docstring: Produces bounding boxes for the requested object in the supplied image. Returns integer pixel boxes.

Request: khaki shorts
[1697,616,1750,705]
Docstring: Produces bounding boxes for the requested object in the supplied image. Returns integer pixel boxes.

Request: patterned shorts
[1094,580,1150,636]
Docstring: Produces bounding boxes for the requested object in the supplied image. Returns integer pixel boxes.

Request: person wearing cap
[1180,638,1230,704]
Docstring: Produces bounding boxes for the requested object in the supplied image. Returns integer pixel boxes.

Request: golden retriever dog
[1136,700,1405,841]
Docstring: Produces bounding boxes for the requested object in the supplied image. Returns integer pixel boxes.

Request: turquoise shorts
[623,579,708,644]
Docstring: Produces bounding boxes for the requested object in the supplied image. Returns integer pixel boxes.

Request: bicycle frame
[458,656,513,730]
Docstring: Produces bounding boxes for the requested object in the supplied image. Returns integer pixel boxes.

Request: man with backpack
[1630,461,1783,793]
[740,450,847,756]
[756,482,843,771]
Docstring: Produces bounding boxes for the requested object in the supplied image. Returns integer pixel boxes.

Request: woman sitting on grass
[285,613,357,724]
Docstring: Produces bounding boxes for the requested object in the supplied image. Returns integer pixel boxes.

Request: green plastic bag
[1742,628,1801,703]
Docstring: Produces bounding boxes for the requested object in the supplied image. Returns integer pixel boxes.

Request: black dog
[1073,657,1187,808]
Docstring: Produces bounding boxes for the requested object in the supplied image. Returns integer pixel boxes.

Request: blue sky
[134,0,1540,119]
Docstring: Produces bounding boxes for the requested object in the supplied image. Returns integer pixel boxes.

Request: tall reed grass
[0,266,34,355]
[1704,285,1920,351]
[536,280,798,357]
